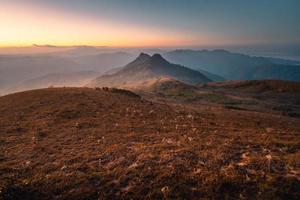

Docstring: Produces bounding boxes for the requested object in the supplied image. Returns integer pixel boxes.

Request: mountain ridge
[164,49,300,81]
[88,53,211,88]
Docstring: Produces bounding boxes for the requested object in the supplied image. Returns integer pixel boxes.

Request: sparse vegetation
[0,87,299,199]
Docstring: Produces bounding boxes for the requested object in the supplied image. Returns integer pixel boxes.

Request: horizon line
[1,43,299,49]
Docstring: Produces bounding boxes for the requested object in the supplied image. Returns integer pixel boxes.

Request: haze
[1,1,300,199]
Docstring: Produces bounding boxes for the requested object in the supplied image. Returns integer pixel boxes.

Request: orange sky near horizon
[1,0,299,48]
[0,2,236,48]
[0,3,204,48]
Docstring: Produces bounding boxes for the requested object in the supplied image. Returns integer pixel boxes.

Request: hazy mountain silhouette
[88,53,211,88]
[60,46,104,56]
[0,51,135,94]
[2,71,100,95]
[195,68,225,81]
[164,49,300,81]
[70,52,135,72]
[267,57,300,65]
[0,55,82,89]
[2,47,300,96]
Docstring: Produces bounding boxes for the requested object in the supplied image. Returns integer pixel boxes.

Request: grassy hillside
[0,88,299,199]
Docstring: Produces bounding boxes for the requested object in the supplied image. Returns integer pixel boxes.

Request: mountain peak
[88,52,211,88]
[125,53,151,67]
[212,49,229,53]
[137,52,151,60]
[127,53,169,68]
[152,53,163,58]
[149,54,169,65]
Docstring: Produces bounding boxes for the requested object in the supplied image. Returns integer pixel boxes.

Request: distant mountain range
[0,50,135,94]
[3,71,100,95]
[164,49,300,81]
[1,46,300,95]
[87,53,211,88]
[70,52,135,72]
[0,55,81,89]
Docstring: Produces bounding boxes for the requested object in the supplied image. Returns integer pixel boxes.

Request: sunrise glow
[0,0,299,47]
[0,2,202,47]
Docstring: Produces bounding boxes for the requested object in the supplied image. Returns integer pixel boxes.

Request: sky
[0,0,299,47]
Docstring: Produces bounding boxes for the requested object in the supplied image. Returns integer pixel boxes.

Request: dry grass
[0,87,299,199]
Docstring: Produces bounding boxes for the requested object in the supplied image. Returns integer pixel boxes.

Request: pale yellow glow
[0,2,215,47]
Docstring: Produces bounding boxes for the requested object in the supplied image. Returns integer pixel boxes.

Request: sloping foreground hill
[200,80,300,105]
[138,77,198,93]
[202,80,300,93]
[133,77,201,102]
[196,80,300,116]
[137,79,300,117]
[87,53,211,88]
[0,88,300,199]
